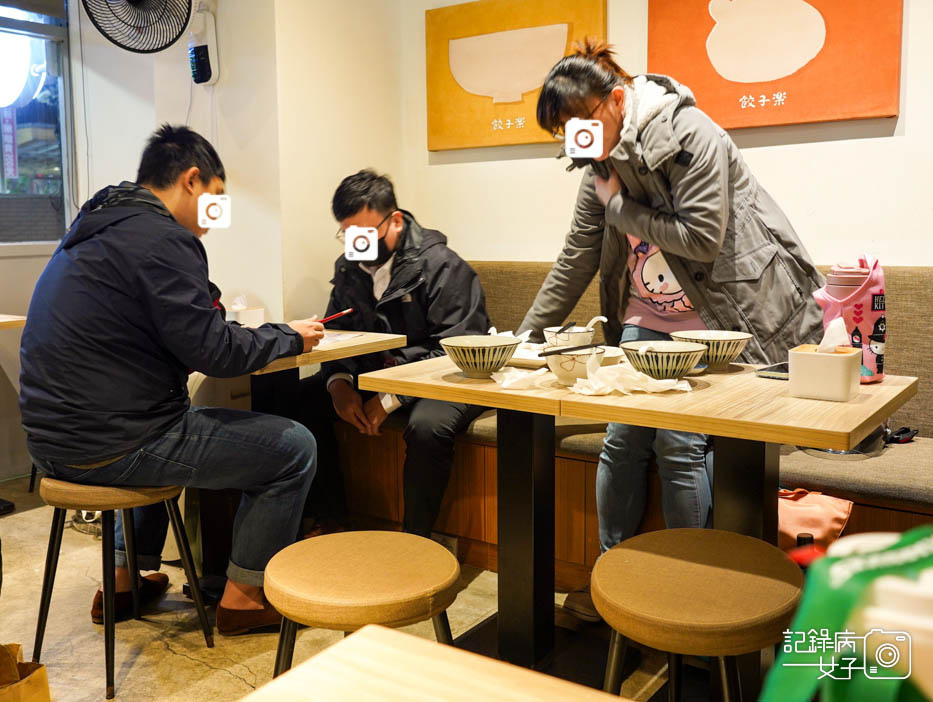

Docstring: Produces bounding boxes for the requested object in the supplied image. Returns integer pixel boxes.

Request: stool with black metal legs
[264,531,461,677]
[32,478,213,700]
[591,529,803,701]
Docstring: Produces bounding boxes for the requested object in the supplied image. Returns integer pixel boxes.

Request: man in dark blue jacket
[19,125,322,635]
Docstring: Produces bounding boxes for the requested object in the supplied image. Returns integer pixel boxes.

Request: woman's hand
[594,169,622,207]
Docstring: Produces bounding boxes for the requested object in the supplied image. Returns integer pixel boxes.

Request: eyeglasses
[335,211,395,243]
[552,92,611,139]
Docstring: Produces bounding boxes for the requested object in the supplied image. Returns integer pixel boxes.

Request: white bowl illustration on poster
[449,23,568,103]
[706,0,826,83]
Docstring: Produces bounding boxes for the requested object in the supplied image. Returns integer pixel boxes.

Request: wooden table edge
[0,315,27,330]
[560,375,920,451]
[845,375,919,448]
[359,372,563,416]
[253,333,406,375]
[242,625,626,701]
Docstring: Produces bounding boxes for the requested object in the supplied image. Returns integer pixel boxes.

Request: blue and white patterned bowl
[441,335,521,379]
[669,330,753,371]
[620,340,707,380]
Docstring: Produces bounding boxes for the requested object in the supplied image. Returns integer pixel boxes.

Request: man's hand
[363,395,389,436]
[287,316,325,352]
[328,379,371,434]
[594,169,622,207]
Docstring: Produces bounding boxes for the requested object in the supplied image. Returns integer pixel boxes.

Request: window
[0,2,69,243]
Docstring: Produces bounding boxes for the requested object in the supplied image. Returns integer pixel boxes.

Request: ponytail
[537,36,633,135]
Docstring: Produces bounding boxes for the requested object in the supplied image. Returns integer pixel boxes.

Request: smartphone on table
[755,362,789,380]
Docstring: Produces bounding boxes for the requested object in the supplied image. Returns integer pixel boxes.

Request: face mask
[374,235,393,266]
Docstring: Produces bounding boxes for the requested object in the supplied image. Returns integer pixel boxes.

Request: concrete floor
[0,475,667,701]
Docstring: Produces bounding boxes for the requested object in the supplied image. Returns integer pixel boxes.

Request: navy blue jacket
[19,182,302,464]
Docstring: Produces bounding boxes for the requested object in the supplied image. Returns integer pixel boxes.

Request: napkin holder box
[788,344,861,402]
[229,307,265,328]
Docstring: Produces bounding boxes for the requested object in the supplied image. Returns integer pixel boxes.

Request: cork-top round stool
[265,530,461,676]
[591,528,803,701]
[34,478,212,699]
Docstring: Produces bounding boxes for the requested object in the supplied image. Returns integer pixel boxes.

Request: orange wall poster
[647,0,903,129]
[426,0,607,151]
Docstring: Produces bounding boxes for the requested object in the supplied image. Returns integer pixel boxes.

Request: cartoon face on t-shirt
[627,236,695,313]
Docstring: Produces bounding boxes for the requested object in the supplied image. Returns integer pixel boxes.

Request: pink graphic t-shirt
[622,235,705,333]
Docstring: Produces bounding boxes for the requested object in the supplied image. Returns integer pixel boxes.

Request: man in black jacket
[301,170,488,537]
[19,125,323,635]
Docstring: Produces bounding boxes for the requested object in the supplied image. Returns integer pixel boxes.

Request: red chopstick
[319,308,354,325]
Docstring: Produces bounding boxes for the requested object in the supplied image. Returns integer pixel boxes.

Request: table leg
[712,437,780,700]
[496,409,555,668]
[712,437,779,545]
[250,368,300,419]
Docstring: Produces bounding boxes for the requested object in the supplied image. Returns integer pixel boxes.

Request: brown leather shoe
[563,584,602,623]
[302,517,349,540]
[91,572,170,624]
[216,600,282,636]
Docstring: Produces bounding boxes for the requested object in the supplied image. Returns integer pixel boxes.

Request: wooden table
[197,330,407,583]
[0,314,26,329]
[360,357,919,681]
[248,330,407,421]
[243,625,627,702]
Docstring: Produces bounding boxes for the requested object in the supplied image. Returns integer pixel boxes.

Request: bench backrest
[469,261,931,437]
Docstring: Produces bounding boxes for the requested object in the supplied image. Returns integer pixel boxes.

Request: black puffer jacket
[19,182,302,464]
[321,212,489,405]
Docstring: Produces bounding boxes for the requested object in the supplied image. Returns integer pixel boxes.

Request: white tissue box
[230,306,265,328]
[788,344,861,402]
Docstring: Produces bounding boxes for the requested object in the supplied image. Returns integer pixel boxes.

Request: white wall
[397,0,931,267]
[274,0,402,321]
[153,0,286,321]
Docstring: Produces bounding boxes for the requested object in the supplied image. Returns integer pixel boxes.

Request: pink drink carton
[812,255,885,383]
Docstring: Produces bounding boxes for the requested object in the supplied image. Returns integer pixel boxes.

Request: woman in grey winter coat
[518,39,823,621]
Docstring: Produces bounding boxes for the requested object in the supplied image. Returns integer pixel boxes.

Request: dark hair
[537,37,633,136]
[135,124,225,189]
[332,169,398,221]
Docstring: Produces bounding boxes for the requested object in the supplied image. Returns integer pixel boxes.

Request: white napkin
[511,341,546,361]
[570,360,692,395]
[490,367,550,389]
[817,316,850,353]
[488,327,532,343]
[230,294,248,312]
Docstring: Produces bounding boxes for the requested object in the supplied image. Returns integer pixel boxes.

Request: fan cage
[81,0,192,54]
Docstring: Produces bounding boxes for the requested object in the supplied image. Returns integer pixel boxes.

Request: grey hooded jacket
[518,74,824,364]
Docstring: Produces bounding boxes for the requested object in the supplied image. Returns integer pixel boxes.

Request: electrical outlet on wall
[431,532,459,559]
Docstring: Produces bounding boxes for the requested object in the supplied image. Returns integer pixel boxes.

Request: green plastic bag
[762,526,933,702]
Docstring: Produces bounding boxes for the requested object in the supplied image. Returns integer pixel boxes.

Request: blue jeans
[596,325,713,552]
[35,406,317,587]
